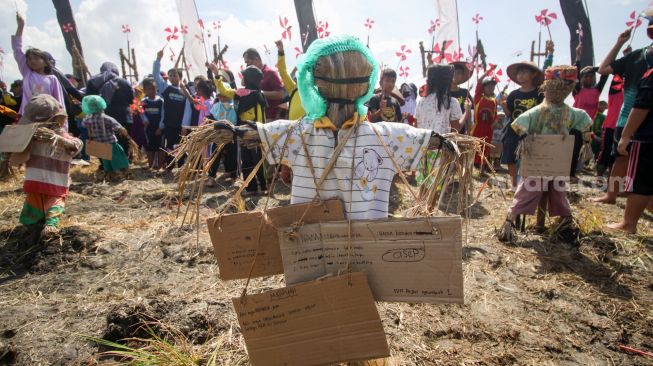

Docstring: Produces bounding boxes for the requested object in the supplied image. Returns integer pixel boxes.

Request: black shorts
[163,127,182,151]
[625,141,653,196]
[597,128,615,167]
[145,128,162,152]
[612,126,625,158]
[500,125,520,164]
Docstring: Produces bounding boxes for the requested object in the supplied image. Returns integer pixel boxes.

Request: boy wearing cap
[12,94,82,238]
[498,66,592,242]
[501,61,545,191]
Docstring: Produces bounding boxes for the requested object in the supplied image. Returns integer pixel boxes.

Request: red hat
[544,66,577,82]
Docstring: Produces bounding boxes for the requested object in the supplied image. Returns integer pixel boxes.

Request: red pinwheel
[472,13,483,25]
[194,96,207,112]
[395,45,412,62]
[62,23,73,33]
[451,48,464,62]
[294,46,303,59]
[317,20,330,38]
[626,11,643,28]
[122,24,131,33]
[164,26,179,42]
[399,65,410,79]
[180,25,189,35]
[535,9,557,26]
[487,64,503,83]
[364,18,375,30]
[428,18,441,34]
[130,98,144,114]
[433,40,454,64]
[279,16,292,41]
[535,9,557,41]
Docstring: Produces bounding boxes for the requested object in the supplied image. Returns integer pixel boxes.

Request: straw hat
[507,61,544,87]
[450,61,472,85]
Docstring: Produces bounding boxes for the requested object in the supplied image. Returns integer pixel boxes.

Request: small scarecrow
[208,35,457,219]
[12,94,83,238]
[498,65,593,242]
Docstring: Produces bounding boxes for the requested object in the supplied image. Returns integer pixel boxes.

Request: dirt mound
[103,299,229,345]
[0,226,101,277]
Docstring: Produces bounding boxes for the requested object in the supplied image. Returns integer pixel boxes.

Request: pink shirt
[573,88,601,121]
[603,90,624,130]
[12,36,66,127]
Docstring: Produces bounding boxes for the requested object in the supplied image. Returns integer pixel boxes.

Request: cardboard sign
[86,140,113,160]
[207,199,345,280]
[0,124,37,152]
[520,135,574,178]
[233,272,389,366]
[279,216,464,304]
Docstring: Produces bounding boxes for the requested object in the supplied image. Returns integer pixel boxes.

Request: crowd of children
[1,9,653,238]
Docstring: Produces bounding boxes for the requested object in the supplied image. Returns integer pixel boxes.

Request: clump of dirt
[103,299,228,345]
[0,226,101,276]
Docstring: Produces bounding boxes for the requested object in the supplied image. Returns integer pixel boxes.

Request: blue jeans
[77,121,90,161]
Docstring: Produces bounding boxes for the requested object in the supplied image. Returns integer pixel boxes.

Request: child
[206,91,238,187]
[400,83,418,125]
[501,61,545,190]
[158,65,192,167]
[414,64,465,185]
[208,62,268,196]
[13,94,82,238]
[608,61,653,234]
[449,62,473,132]
[81,95,131,181]
[12,13,66,124]
[276,40,305,120]
[184,78,214,128]
[591,101,608,161]
[141,78,166,170]
[472,70,499,167]
[498,66,592,242]
[368,68,403,122]
[596,75,625,178]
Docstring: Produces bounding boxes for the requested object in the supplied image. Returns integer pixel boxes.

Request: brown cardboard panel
[0,124,37,153]
[280,216,464,304]
[520,134,575,178]
[233,272,389,366]
[86,140,113,160]
[207,199,345,280]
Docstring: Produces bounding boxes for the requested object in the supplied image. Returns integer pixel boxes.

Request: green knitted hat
[82,95,107,115]
[296,35,379,121]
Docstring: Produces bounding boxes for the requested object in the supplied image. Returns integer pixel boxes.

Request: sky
[1,0,652,98]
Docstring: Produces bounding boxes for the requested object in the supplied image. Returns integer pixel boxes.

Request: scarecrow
[498,65,593,242]
[207,35,457,219]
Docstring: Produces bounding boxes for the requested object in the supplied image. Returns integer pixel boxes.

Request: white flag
[175,0,207,80]
[434,0,459,59]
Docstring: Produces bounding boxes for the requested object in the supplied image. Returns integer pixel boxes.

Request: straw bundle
[407,133,494,217]
[169,122,232,231]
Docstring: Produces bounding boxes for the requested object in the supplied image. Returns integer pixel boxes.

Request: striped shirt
[258,117,431,220]
[24,128,83,197]
[82,113,124,144]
